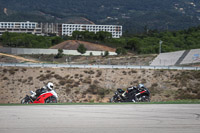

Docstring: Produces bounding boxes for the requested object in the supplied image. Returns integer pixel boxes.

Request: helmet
[47,82,54,90]
[127,86,133,91]
[138,84,144,89]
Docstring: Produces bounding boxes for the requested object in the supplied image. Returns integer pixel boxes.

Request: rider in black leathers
[122,84,147,102]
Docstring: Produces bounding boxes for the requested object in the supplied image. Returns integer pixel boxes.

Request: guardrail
[0,63,200,70]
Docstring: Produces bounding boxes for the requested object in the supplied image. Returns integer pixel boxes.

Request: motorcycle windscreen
[33,92,53,103]
[117,88,124,93]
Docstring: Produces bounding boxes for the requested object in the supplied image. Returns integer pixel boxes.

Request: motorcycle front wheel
[141,95,150,102]
[21,97,31,104]
[110,97,115,103]
[110,95,121,103]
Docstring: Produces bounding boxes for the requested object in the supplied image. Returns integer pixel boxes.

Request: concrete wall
[150,50,185,66]
[0,47,117,56]
[180,49,200,64]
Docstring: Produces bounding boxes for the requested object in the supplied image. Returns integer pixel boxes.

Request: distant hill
[50,40,116,52]
[0,0,200,33]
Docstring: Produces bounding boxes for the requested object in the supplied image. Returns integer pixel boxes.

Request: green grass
[0,99,200,106]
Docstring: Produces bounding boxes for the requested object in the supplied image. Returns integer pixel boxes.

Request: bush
[87,84,110,98]
[116,47,127,55]
[55,49,64,58]
[103,51,109,57]
[96,70,102,77]
[77,44,87,54]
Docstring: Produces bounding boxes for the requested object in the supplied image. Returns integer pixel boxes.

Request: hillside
[0,0,200,33]
[50,40,116,52]
[0,67,200,103]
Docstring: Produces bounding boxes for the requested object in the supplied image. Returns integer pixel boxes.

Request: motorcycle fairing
[33,92,53,103]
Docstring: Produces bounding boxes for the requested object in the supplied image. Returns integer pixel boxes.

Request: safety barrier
[0,63,200,70]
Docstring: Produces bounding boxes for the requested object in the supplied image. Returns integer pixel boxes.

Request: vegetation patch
[86,84,111,98]
[96,70,102,77]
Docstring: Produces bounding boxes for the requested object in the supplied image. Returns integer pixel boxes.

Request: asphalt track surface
[0,104,200,133]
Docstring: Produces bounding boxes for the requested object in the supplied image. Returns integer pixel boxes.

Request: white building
[0,21,42,35]
[0,22,123,38]
[62,24,122,38]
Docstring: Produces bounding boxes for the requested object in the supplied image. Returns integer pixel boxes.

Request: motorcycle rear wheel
[45,96,57,103]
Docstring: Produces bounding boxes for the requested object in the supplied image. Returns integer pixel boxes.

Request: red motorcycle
[21,90,58,104]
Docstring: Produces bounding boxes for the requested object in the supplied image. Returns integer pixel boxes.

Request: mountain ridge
[0,0,200,33]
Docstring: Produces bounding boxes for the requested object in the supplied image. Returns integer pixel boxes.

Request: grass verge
[0,99,200,106]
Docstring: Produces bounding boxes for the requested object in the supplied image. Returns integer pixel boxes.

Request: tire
[21,97,31,104]
[110,97,115,103]
[141,95,150,102]
[45,96,57,103]
[110,95,121,103]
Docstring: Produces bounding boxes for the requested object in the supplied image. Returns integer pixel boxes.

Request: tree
[116,47,127,55]
[55,49,64,58]
[95,31,112,41]
[126,38,141,53]
[51,36,63,45]
[77,44,87,54]
[103,51,109,57]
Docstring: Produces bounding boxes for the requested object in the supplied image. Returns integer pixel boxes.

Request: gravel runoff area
[0,104,200,133]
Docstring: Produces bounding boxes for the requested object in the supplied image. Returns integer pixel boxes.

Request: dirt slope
[50,40,116,52]
[0,67,200,103]
[0,53,41,63]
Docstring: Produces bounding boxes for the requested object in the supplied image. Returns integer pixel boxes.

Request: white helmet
[47,82,54,90]
[138,84,144,89]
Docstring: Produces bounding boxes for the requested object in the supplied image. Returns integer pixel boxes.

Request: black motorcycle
[110,87,150,103]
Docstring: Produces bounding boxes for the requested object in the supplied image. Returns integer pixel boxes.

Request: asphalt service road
[0,104,200,133]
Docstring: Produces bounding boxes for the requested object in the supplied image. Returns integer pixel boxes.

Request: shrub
[66,79,75,84]
[96,70,102,77]
[131,70,137,73]
[87,84,110,98]
[8,69,16,75]
[37,74,46,81]
[77,44,87,54]
[3,69,7,73]
[59,80,66,86]
[3,77,8,80]
[90,52,93,56]
[103,51,109,57]
[115,47,127,55]
[54,74,63,80]
[66,88,71,93]
[83,77,92,84]
[93,80,99,84]
[46,70,51,73]
[122,71,127,75]
[84,70,95,74]
[45,73,53,80]
[55,49,64,58]
[28,77,33,81]
[22,79,27,83]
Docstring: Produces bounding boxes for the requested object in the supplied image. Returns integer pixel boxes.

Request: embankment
[0,67,200,103]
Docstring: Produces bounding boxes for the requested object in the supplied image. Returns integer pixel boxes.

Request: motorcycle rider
[122,84,146,101]
[30,82,54,100]
[121,86,138,102]
[137,83,146,91]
